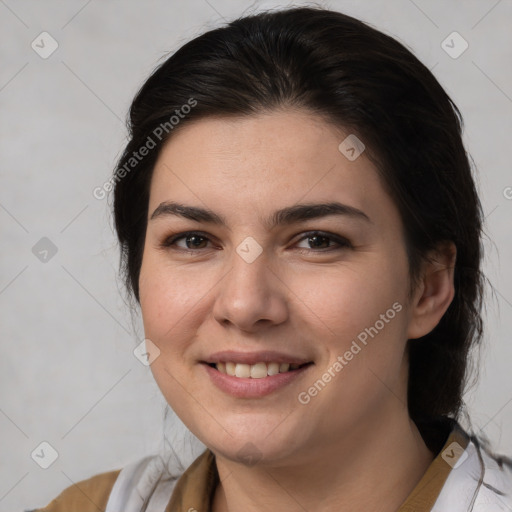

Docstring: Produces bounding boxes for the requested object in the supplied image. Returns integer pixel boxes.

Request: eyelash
[159,230,352,254]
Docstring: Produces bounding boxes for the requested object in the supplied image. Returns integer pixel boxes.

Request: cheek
[139,255,210,344]
[139,257,206,415]
[292,259,411,409]
[293,269,409,414]
[293,258,408,342]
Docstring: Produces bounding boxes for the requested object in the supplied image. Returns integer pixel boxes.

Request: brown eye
[306,234,331,249]
[295,231,351,252]
[161,231,213,251]
[182,234,209,249]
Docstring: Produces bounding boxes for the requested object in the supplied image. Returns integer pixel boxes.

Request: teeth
[235,364,251,378]
[217,361,305,378]
[225,362,236,375]
[267,362,280,376]
[250,363,268,379]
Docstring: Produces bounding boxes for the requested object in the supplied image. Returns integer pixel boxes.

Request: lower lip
[203,363,312,398]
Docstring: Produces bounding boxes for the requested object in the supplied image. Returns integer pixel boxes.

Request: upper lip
[203,350,313,365]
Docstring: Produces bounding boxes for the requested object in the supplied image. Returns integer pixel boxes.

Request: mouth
[205,361,314,379]
[201,350,314,397]
[202,359,314,398]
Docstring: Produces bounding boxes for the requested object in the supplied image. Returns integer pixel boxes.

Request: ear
[407,241,457,340]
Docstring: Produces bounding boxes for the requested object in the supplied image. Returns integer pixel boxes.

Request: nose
[212,247,289,333]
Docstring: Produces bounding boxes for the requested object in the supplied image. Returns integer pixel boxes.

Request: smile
[203,361,314,398]
[210,361,309,378]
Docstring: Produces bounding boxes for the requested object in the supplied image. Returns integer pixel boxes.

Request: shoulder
[433,434,512,511]
[35,468,121,512]
[474,444,512,510]
[33,451,188,512]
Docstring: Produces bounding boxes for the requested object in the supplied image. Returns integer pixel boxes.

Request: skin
[138,109,457,512]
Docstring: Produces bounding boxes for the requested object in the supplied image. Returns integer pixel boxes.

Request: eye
[160,230,351,254]
[160,231,215,252]
[294,231,352,252]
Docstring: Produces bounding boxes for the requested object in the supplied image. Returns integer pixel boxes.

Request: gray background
[0,0,511,510]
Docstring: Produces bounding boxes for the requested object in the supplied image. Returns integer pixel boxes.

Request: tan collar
[398,424,469,511]
[166,448,218,512]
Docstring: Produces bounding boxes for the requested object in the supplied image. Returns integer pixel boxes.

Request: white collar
[433,437,512,511]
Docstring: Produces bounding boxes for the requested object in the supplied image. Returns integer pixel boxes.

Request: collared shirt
[166,425,469,512]
[37,422,508,512]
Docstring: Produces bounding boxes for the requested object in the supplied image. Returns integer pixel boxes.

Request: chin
[200,424,307,468]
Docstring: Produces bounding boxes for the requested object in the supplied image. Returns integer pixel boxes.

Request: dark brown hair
[112,6,484,427]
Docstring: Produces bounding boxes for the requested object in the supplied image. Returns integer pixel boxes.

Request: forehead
[148,110,396,228]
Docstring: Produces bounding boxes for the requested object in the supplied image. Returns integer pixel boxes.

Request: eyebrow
[150,201,372,228]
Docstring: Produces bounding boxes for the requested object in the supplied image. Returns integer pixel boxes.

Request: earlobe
[406,242,457,340]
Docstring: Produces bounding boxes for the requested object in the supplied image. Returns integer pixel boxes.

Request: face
[139,110,417,467]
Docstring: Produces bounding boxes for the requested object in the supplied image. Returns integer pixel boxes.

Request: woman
[36,6,512,512]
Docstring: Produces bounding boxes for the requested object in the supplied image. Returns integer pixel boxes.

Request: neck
[212,407,434,512]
